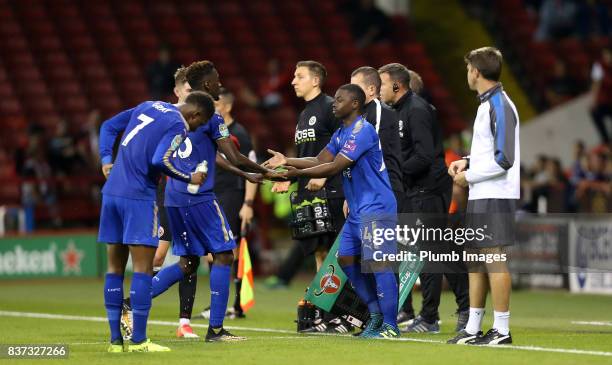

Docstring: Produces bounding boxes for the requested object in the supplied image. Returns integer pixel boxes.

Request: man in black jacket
[378,63,469,334]
[269,61,349,333]
[350,66,403,208]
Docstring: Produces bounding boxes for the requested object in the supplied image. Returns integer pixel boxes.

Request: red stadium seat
[80,65,110,81]
[0,179,21,205]
[0,98,23,116]
[53,81,82,97]
[29,98,56,114]
[113,0,145,17]
[65,35,96,51]
[16,83,48,97]
[56,18,87,35]
[46,66,75,81]
[3,36,28,52]
[60,96,90,114]
[0,83,14,98]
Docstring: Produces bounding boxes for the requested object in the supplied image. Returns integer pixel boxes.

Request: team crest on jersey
[170,135,183,151]
[352,120,363,134]
[308,116,317,126]
[342,139,357,153]
[219,123,230,138]
[158,226,164,238]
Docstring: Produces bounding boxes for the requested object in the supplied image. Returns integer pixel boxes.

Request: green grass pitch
[1,278,612,365]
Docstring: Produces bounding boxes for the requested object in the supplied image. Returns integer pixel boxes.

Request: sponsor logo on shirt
[308,116,317,126]
[295,128,316,144]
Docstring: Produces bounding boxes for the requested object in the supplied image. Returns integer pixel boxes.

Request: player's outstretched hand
[264,168,288,181]
[245,173,264,184]
[262,149,287,169]
[280,166,300,179]
[102,163,113,179]
[448,159,468,177]
[190,171,207,185]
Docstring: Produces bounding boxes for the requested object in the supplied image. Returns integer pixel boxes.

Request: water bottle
[311,197,329,232]
[188,160,208,194]
[296,200,314,236]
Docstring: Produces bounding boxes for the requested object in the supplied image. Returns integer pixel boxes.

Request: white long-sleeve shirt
[465,84,520,200]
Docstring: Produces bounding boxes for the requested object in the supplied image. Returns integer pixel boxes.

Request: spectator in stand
[576,0,611,39]
[345,0,392,49]
[545,158,570,212]
[535,0,577,41]
[146,45,182,100]
[576,150,611,212]
[240,59,290,111]
[532,155,550,186]
[48,120,84,176]
[545,60,579,107]
[81,109,102,166]
[21,134,61,228]
[590,45,612,144]
[569,140,588,185]
[523,155,549,212]
[568,140,588,211]
[524,156,569,213]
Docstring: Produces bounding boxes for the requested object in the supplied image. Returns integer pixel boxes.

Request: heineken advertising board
[0,233,104,278]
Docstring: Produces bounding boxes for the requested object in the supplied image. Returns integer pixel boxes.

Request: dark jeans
[400,188,469,323]
[591,104,612,144]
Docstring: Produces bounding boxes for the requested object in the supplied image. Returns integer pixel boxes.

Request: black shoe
[396,311,415,328]
[299,318,328,333]
[325,318,354,334]
[447,329,483,344]
[228,307,246,319]
[234,305,246,318]
[455,310,469,332]
[205,327,246,342]
[469,328,512,345]
[402,315,440,333]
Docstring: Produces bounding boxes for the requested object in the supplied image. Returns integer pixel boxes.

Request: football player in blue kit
[143,60,280,342]
[265,84,401,338]
[98,91,215,352]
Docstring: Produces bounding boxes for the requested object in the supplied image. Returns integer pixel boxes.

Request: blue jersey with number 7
[99,101,193,201]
